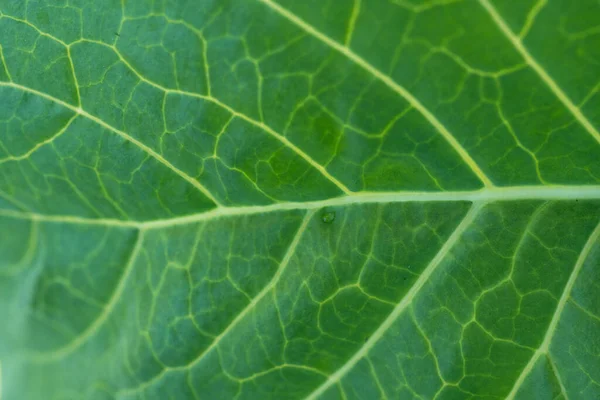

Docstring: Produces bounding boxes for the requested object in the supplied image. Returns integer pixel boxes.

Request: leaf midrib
[4,1,600,212]
[1,185,599,229]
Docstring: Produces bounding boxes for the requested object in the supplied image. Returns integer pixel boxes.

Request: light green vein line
[0,15,68,47]
[0,188,30,211]
[0,44,12,82]
[238,364,328,383]
[0,114,78,164]
[67,46,82,107]
[1,185,599,228]
[184,209,313,365]
[0,208,140,227]
[27,230,145,363]
[505,220,600,400]
[519,0,548,39]
[0,81,222,207]
[305,203,482,400]
[548,355,569,400]
[570,298,600,323]
[0,218,39,277]
[344,0,361,46]
[72,39,352,195]
[478,0,600,145]
[117,210,316,396]
[197,94,353,195]
[258,0,494,188]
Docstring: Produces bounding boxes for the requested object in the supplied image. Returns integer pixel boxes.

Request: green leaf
[0,0,599,399]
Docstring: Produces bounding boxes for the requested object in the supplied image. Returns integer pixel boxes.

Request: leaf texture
[0,0,599,399]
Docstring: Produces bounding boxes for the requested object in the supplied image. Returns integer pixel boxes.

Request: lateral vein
[117,210,316,396]
[27,230,146,363]
[185,209,314,367]
[305,203,482,399]
[0,81,221,207]
[478,0,600,145]
[74,39,352,195]
[257,0,494,188]
[0,12,351,195]
[505,220,600,400]
[0,114,78,164]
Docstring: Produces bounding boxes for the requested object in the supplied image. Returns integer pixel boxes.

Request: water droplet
[321,211,335,224]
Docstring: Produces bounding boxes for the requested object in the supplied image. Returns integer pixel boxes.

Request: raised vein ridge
[258,0,495,188]
[27,230,145,362]
[0,186,599,229]
[0,81,221,207]
[305,203,483,399]
[478,0,600,145]
[116,210,316,396]
[505,220,600,399]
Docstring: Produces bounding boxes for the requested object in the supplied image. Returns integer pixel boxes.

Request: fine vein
[305,203,482,399]
[0,81,221,207]
[117,210,316,396]
[0,114,78,164]
[28,230,145,363]
[478,0,600,145]
[505,220,600,399]
[258,0,494,188]
[0,12,351,196]
[75,38,352,195]
[185,210,314,369]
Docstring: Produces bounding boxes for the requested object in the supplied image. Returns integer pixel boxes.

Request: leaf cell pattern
[0,0,599,399]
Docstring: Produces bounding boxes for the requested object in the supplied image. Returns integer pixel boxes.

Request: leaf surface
[0,0,599,399]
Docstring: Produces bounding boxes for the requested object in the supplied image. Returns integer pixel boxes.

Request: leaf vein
[116,210,316,396]
[0,81,221,207]
[478,0,600,145]
[1,186,599,228]
[505,220,600,399]
[304,203,483,399]
[258,0,494,188]
[27,229,145,363]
